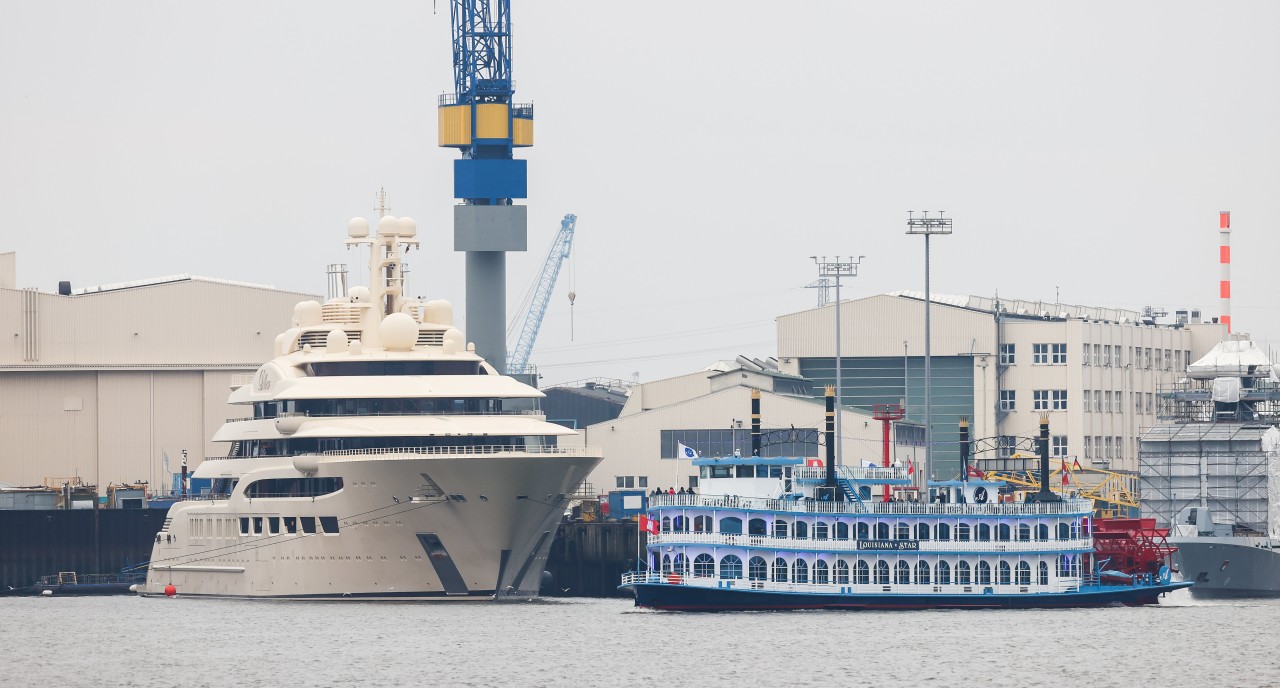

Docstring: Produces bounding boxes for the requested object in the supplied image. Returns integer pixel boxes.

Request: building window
[999,343,1015,365]
[638,476,648,488]
[1083,344,1091,366]
[1051,435,1067,458]
[1093,390,1102,413]
[1033,390,1049,411]
[1033,344,1049,364]
[1103,391,1112,413]
[1164,349,1172,371]
[1051,390,1068,410]
[1115,436,1123,460]
[1083,390,1091,413]
[1104,437,1113,459]
[1102,345,1111,367]
[1146,393,1154,415]
[1084,436,1093,459]
[1144,348,1152,369]
[999,390,1016,412]
[1051,343,1067,364]
[1093,344,1100,366]
[1135,393,1143,414]
[616,477,625,488]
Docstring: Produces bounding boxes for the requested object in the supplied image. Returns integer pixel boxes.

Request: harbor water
[2,591,1278,687]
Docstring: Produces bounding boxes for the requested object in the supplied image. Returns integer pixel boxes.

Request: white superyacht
[141,214,601,600]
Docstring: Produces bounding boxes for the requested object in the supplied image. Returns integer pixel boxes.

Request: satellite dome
[442,327,464,354]
[348,286,371,303]
[378,215,400,237]
[347,217,369,238]
[325,329,349,354]
[294,301,322,326]
[380,313,418,351]
[398,216,417,238]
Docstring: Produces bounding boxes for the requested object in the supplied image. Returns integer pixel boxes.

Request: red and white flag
[966,465,985,479]
[1061,459,1070,486]
[638,515,659,535]
[806,458,824,467]
[907,459,915,476]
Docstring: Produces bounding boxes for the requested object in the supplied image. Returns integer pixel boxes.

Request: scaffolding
[1138,423,1275,536]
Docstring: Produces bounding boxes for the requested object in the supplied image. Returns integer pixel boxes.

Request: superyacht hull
[1171,536,1280,597]
[141,451,598,600]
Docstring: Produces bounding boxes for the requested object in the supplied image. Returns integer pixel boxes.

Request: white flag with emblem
[676,442,699,459]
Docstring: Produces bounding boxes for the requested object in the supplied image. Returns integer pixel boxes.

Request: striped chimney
[1220,211,1231,333]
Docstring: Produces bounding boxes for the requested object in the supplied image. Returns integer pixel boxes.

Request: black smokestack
[1027,414,1061,503]
[825,385,836,488]
[751,389,761,456]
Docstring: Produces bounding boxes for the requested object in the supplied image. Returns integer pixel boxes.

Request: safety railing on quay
[645,531,1093,553]
[648,493,1093,516]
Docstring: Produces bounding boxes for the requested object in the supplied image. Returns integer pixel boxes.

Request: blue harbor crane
[438,0,534,373]
[507,214,577,375]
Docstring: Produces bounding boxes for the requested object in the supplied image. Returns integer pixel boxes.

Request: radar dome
[349,339,363,355]
[398,216,417,238]
[348,286,371,303]
[442,327,464,354]
[294,301,322,326]
[325,329,349,354]
[378,215,400,236]
[424,300,454,327]
[347,217,369,238]
[380,313,418,351]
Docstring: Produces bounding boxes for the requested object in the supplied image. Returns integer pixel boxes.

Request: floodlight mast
[811,255,864,466]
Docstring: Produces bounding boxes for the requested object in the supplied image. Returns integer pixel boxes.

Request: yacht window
[1038,561,1049,585]
[244,477,344,499]
[814,560,829,584]
[238,517,249,536]
[895,561,911,584]
[710,466,732,479]
[937,560,951,585]
[772,558,788,583]
[748,556,768,581]
[252,517,263,535]
[916,561,931,584]
[835,560,850,585]
[957,561,972,584]
[268,517,280,535]
[735,465,754,478]
[793,559,809,584]
[755,465,771,478]
[835,522,850,540]
[937,523,951,541]
[769,467,783,478]
[301,517,317,534]
[319,516,339,534]
[748,518,767,536]
[719,517,742,535]
[283,517,298,534]
[794,521,809,539]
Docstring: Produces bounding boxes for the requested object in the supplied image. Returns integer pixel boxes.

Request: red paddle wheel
[1091,518,1178,576]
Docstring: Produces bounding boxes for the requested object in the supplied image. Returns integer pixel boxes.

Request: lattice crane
[507,214,577,374]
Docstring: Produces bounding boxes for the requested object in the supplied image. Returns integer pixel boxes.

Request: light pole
[905,211,952,483]
[811,255,864,466]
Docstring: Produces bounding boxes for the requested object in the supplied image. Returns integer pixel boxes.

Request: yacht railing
[202,445,598,461]
[645,531,1092,552]
[224,409,544,423]
[648,493,1093,516]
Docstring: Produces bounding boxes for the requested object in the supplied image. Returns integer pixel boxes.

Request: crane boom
[507,214,576,374]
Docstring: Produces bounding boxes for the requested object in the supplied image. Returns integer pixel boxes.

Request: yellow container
[438,105,471,147]
[513,117,534,147]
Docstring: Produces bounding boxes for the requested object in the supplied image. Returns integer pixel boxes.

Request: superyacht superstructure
[141,214,601,600]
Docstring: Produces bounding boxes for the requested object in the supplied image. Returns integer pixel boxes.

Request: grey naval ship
[140,213,602,600]
[1140,338,1280,597]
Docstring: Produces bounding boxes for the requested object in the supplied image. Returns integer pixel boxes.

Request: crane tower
[507,213,576,375]
[438,0,533,373]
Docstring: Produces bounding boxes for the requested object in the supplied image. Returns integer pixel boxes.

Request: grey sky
[2,2,1277,386]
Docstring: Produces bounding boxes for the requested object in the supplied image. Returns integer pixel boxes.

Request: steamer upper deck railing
[649,493,1093,516]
